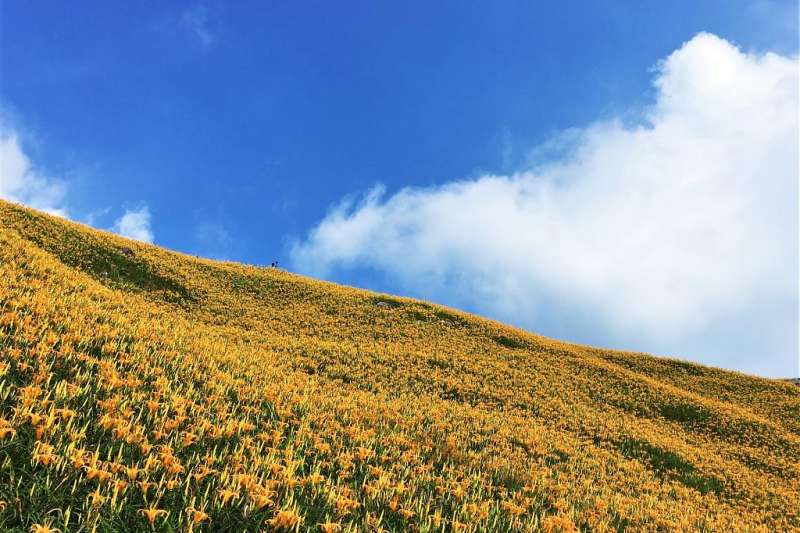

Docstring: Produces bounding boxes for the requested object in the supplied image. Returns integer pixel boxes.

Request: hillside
[0,199,798,532]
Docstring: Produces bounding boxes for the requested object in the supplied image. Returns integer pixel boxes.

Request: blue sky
[1,1,798,377]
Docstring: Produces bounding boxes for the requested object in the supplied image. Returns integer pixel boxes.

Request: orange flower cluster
[0,199,798,532]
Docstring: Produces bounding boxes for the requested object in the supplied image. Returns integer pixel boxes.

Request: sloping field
[0,200,798,532]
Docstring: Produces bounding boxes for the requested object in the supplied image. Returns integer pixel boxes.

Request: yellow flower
[180,431,198,448]
[501,500,526,517]
[54,408,76,420]
[137,480,156,494]
[30,525,60,533]
[541,515,579,533]
[306,472,325,486]
[398,508,415,520]
[85,467,111,483]
[165,462,184,476]
[251,491,274,510]
[334,496,359,516]
[138,506,168,525]
[217,488,239,505]
[354,446,374,462]
[32,452,57,467]
[186,507,209,525]
[318,521,341,533]
[89,487,105,507]
[268,509,302,530]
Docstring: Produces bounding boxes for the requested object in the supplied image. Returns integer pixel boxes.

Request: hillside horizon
[5,200,797,383]
[1,199,799,531]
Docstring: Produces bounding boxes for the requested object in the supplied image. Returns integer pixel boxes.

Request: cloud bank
[0,129,69,217]
[112,206,154,244]
[292,33,799,377]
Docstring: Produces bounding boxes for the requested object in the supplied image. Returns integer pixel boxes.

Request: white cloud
[292,33,799,377]
[1,120,156,245]
[0,129,69,217]
[112,206,154,244]
[182,4,214,47]
[83,206,111,227]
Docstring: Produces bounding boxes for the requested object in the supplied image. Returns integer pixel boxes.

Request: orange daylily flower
[138,506,168,525]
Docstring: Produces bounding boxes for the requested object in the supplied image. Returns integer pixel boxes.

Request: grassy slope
[0,200,798,532]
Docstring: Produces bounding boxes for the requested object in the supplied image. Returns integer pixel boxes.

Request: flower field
[0,200,798,532]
